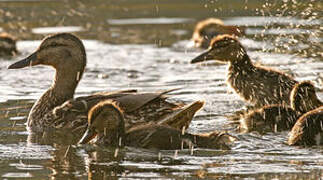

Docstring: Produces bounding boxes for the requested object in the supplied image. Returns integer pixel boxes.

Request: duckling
[0,32,18,57]
[8,33,204,134]
[238,104,301,134]
[290,81,323,113]
[238,81,322,133]
[288,82,323,146]
[79,101,236,150]
[191,35,298,108]
[192,18,244,48]
[288,106,323,146]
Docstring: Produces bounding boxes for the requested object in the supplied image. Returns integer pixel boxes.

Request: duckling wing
[288,106,323,146]
[126,124,195,150]
[234,66,297,107]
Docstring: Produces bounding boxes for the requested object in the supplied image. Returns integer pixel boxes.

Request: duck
[290,81,323,113]
[192,18,244,48]
[238,104,300,134]
[8,33,204,135]
[78,100,236,150]
[288,106,323,146]
[191,35,298,108]
[288,82,323,146]
[0,32,18,57]
[238,81,323,133]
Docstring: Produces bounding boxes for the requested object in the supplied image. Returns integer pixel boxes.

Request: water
[0,0,322,179]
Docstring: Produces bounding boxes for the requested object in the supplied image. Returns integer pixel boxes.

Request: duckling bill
[191,35,298,108]
[79,101,236,150]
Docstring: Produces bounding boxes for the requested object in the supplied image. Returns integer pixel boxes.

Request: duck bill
[8,52,38,69]
[190,50,214,64]
[78,128,97,144]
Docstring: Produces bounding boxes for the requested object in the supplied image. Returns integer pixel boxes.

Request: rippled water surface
[0,0,322,179]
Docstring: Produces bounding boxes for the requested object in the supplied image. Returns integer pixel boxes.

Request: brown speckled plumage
[79,101,235,150]
[8,33,204,135]
[191,35,298,107]
[290,81,323,113]
[237,81,322,133]
[287,82,323,146]
[238,104,301,133]
[288,106,323,146]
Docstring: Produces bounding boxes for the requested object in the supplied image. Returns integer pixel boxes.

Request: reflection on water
[0,0,322,179]
[32,26,84,34]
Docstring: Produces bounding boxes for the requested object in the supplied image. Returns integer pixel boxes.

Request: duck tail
[158,100,204,130]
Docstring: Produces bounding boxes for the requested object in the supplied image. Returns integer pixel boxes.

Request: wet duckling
[79,101,236,150]
[288,82,323,146]
[191,35,298,107]
[238,81,322,133]
[238,104,301,134]
[8,33,203,134]
[288,106,323,146]
[290,81,323,113]
[0,32,18,57]
[192,18,244,48]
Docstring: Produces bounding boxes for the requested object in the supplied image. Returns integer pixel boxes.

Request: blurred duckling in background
[79,101,236,150]
[0,32,18,57]
[191,35,298,108]
[192,18,245,48]
[238,81,323,133]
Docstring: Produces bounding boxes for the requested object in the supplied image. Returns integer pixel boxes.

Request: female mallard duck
[0,32,18,57]
[238,81,322,133]
[191,35,298,108]
[79,100,235,150]
[192,18,244,48]
[8,33,204,134]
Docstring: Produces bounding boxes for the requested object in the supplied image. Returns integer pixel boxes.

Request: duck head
[78,101,125,146]
[8,33,86,80]
[291,81,323,113]
[191,35,247,64]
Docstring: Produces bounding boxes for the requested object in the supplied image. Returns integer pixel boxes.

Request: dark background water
[0,0,322,179]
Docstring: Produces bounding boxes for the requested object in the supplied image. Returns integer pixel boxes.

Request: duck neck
[228,53,254,72]
[27,65,83,128]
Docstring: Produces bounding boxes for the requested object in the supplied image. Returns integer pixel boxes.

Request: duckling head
[0,33,17,56]
[291,81,322,113]
[192,18,244,48]
[78,101,125,146]
[191,35,247,64]
[8,33,86,81]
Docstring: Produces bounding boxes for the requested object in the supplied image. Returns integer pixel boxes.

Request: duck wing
[51,88,201,132]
